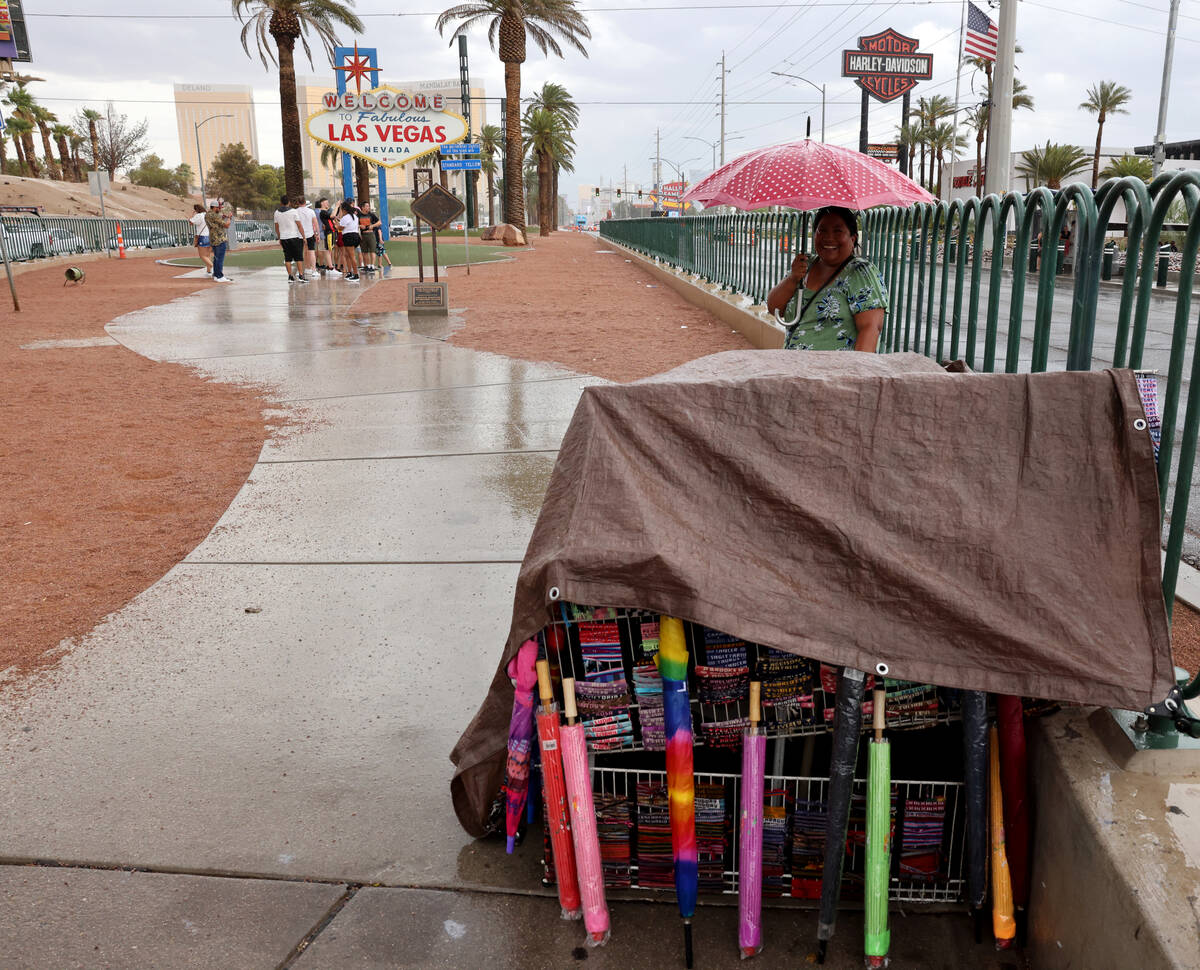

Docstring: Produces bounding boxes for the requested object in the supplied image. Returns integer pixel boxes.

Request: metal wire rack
[541,603,960,756]
[544,765,965,905]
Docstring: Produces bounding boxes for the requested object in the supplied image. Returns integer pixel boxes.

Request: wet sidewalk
[0,267,988,968]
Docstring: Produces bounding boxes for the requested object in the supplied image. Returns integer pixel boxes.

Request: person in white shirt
[297,202,319,278]
[190,203,213,275]
[274,198,307,284]
[337,199,361,282]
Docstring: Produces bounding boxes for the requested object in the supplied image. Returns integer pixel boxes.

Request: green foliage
[206,142,295,210]
[129,154,194,196]
[1016,141,1090,189]
[1099,154,1152,183]
[232,0,365,69]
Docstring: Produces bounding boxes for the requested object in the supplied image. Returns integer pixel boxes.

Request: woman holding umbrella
[766,206,888,353]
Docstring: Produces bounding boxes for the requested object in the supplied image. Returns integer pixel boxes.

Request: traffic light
[638,189,643,199]
[616,189,621,198]
[594,187,600,196]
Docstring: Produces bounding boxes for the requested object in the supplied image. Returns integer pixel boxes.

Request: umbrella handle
[773,305,801,328]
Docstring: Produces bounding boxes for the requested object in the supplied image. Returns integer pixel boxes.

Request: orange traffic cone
[116,223,126,259]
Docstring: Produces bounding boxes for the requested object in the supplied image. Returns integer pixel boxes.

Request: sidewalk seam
[276,884,359,970]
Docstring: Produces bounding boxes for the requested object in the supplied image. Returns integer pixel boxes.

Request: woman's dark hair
[813,205,859,243]
[193,203,204,213]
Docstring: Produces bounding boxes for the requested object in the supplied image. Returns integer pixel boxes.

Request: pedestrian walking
[338,200,361,283]
[190,203,213,276]
[274,198,307,284]
[204,200,233,282]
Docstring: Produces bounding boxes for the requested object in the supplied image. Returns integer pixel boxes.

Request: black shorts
[305,235,316,251]
[342,232,361,248]
[281,237,305,262]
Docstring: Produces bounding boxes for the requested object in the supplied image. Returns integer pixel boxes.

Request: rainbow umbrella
[738,680,766,958]
[658,616,698,968]
[536,658,583,920]
[962,691,989,941]
[816,667,866,965]
[989,724,1017,949]
[504,638,540,853]
[560,676,612,946]
[864,687,891,969]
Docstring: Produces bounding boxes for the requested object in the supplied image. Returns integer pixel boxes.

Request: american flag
[964,2,999,62]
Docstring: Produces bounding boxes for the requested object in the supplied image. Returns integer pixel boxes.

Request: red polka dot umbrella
[683,139,934,211]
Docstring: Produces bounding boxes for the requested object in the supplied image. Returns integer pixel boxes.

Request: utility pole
[985,0,1017,196]
[656,128,662,212]
[1153,0,1181,176]
[899,91,910,176]
[859,90,869,153]
[719,51,727,165]
[458,34,476,229]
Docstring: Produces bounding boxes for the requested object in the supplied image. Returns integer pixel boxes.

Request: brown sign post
[842,29,932,161]
[408,176,465,316]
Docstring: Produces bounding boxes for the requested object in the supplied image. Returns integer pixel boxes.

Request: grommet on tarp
[875,662,890,677]
[548,586,561,602]
[1134,418,1148,431]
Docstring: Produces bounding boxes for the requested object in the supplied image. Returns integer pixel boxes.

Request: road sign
[411,183,465,231]
[87,170,110,197]
[440,143,481,155]
[439,157,482,171]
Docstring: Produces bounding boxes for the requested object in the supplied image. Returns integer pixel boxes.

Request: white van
[390,217,414,238]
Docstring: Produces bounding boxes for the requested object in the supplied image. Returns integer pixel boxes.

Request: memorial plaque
[408,280,448,315]
[411,184,465,231]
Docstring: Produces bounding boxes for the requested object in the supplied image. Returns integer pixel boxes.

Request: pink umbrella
[683,139,934,211]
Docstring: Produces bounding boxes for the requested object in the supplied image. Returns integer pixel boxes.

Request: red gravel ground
[1,257,268,681]
[3,231,1197,685]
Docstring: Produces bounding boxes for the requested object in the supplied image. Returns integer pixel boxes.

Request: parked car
[47,228,89,254]
[390,217,414,237]
[449,220,466,231]
[106,227,178,250]
[0,222,53,261]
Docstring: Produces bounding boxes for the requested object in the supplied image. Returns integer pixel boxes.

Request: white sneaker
[215,276,234,283]
[326,269,342,277]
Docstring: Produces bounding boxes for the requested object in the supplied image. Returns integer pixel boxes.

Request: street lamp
[194,113,233,204]
[659,156,698,215]
[771,72,825,142]
[683,134,744,170]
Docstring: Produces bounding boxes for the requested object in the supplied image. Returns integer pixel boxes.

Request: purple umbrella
[505,637,539,853]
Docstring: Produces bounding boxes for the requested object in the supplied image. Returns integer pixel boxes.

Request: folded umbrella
[962,691,989,941]
[560,676,612,946]
[738,680,766,959]
[816,667,866,965]
[505,638,539,853]
[989,724,1017,949]
[996,694,1031,931]
[683,139,934,212]
[864,687,892,969]
[536,658,583,920]
[658,615,699,968]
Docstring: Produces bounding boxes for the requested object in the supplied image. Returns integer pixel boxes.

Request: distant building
[174,84,259,197]
[297,75,488,202]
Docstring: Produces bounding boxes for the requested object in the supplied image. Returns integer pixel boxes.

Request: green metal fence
[602,172,1200,732]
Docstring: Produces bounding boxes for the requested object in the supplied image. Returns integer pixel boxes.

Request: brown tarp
[451,351,1174,836]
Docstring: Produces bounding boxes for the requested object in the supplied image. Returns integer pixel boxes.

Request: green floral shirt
[204,211,229,246]
[782,256,889,351]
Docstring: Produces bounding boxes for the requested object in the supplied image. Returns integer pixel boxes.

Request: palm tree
[51,124,76,181]
[1080,80,1133,190]
[5,116,36,177]
[234,0,364,201]
[523,106,573,236]
[913,95,953,188]
[81,108,102,170]
[4,85,39,177]
[962,79,1034,195]
[895,121,922,182]
[926,122,967,199]
[0,130,10,175]
[1016,142,1090,190]
[479,123,501,225]
[436,0,590,230]
[525,81,578,231]
[33,105,59,179]
[69,132,85,180]
[1099,153,1152,183]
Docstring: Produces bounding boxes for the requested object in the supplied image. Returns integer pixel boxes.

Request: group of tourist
[190,197,393,286]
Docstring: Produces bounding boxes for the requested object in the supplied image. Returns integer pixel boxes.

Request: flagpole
[948,0,968,199]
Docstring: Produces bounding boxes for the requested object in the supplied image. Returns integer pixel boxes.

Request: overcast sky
[16,0,1200,205]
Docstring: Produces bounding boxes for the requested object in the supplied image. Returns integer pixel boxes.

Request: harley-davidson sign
[841,28,932,103]
[306,84,469,168]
